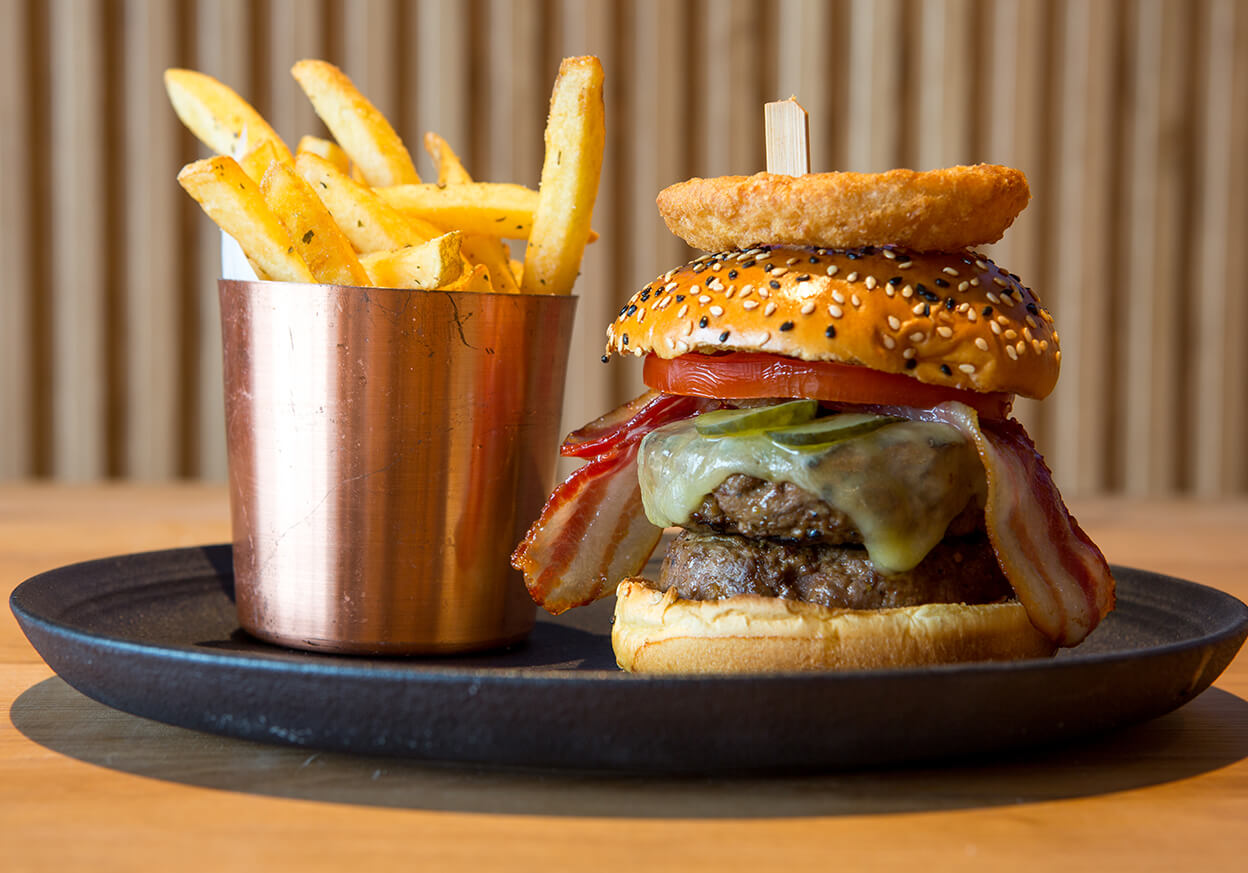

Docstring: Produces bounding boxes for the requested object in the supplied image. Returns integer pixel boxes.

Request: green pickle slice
[765,413,899,451]
[693,399,818,437]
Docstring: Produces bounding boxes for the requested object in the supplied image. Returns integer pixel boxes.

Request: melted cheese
[637,417,986,574]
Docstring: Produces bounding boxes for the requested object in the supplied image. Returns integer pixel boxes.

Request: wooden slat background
[1,0,1245,496]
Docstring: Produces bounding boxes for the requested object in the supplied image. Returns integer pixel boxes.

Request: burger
[512,165,1115,673]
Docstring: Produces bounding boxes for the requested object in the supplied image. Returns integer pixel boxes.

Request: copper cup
[218,280,577,654]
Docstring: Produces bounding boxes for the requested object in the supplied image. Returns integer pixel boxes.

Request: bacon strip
[511,392,714,614]
[930,403,1115,645]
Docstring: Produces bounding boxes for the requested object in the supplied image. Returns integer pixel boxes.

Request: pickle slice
[694,399,818,437]
[765,414,898,450]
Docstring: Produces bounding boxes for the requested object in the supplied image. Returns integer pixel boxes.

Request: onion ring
[656,164,1030,253]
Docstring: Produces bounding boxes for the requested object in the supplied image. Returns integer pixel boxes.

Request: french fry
[377,183,542,239]
[239,140,285,184]
[291,59,420,187]
[442,263,494,294]
[296,135,351,174]
[165,69,293,162]
[423,131,474,186]
[177,155,313,283]
[359,232,463,290]
[424,131,520,293]
[295,153,443,252]
[521,56,605,294]
[261,160,370,286]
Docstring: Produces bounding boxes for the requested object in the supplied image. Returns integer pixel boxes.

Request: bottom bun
[612,578,1056,673]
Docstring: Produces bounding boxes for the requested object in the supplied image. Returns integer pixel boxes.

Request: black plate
[10,545,1248,773]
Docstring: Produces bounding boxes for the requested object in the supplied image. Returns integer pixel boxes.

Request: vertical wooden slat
[191,0,251,481]
[264,0,327,149]
[0,0,33,479]
[410,0,470,177]
[774,0,835,173]
[480,0,546,188]
[121,0,180,479]
[1190,0,1237,495]
[1223,4,1248,493]
[698,0,764,178]
[49,0,107,480]
[1046,0,1118,495]
[846,0,905,171]
[340,0,399,136]
[916,0,976,169]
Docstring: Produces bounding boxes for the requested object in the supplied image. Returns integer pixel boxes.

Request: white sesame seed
[846,271,859,283]
[710,261,722,271]
[710,305,724,317]
[974,337,989,351]
[829,304,844,318]
[902,285,913,298]
[664,282,678,292]
[865,275,877,290]
[912,302,927,315]
[708,278,724,291]
[883,249,897,259]
[887,315,901,330]
[970,278,980,287]
[902,348,916,359]
[993,276,1009,288]
[831,290,845,304]
[771,267,788,277]
[1004,328,1018,340]
[698,294,711,305]
[885,286,895,298]
[959,363,976,374]
[986,292,1000,304]
[975,259,989,270]
[1032,339,1043,353]
[742,300,759,310]
[990,321,1002,335]
[800,301,816,315]
[1055,350,1062,364]
[763,302,777,317]
[937,326,954,338]
[758,287,770,299]
[957,281,970,292]
[724,287,735,298]
[909,332,926,343]
[851,294,862,307]
[637,309,647,323]
[675,340,690,353]
[758,331,772,345]
[1015,340,1026,355]
[677,304,689,317]
[826,265,839,277]
[898,261,913,269]
[740,285,754,298]
[1026,315,1038,329]
[883,336,896,350]
[943,267,959,276]
[786,257,800,265]
[1005,345,1018,360]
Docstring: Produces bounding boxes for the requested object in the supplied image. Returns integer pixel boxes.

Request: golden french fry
[261,160,370,286]
[295,153,443,252]
[423,131,519,293]
[359,232,463,290]
[423,131,474,186]
[164,69,293,162]
[291,59,420,187]
[177,156,312,283]
[460,235,519,294]
[442,263,494,294]
[296,135,351,174]
[239,140,284,184]
[521,56,605,294]
[377,183,541,239]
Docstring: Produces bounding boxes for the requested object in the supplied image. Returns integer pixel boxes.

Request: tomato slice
[643,352,1012,420]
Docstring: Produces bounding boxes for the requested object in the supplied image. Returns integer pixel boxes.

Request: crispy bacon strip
[511,392,714,614]
[930,403,1115,645]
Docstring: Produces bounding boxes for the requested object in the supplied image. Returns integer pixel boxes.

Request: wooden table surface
[2,484,1245,871]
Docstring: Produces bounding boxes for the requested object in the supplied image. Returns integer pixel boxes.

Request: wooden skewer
[764,97,810,176]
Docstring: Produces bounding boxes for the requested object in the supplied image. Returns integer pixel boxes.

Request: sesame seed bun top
[605,244,1061,400]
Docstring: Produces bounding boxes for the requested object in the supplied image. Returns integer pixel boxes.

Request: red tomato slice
[643,352,1012,420]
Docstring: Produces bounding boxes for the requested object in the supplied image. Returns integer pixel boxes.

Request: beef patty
[657,529,1013,610]
[687,473,984,545]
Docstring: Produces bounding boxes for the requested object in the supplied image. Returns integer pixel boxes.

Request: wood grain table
[2,484,1245,871]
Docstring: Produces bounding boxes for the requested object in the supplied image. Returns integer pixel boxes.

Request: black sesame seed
[889,277,903,286]
[862,246,876,255]
[719,330,730,342]
[846,252,859,260]
[692,263,707,273]
[705,276,715,286]
[601,355,610,363]
[779,321,795,331]
[728,269,738,279]
[945,297,955,310]
[940,364,952,376]
[808,256,819,264]
[675,294,685,302]
[922,303,931,316]
[1026,302,1039,315]
[622,334,629,346]
[626,304,637,316]
[982,305,993,317]
[640,289,650,301]
[769,279,780,289]
[763,263,774,272]
[905,358,918,370]
[825,325,837,339]
[934,277,950,288]
[698,316,708,328]
[916,284,939,302]
[740,260,755,269]
[796,274,811,282]
[619,305,628,317]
